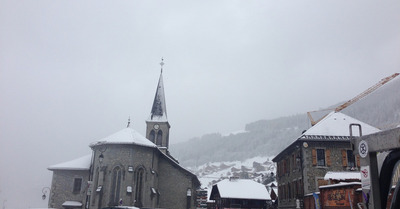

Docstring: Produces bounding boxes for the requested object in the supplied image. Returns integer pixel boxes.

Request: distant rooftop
[210,179,271,200]
[48,155,91,171]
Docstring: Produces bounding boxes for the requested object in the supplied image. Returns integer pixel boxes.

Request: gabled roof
[210,179,270,200]
[273,112,380,162]
[147,72,168,122]
[302,111,380,137]
[89,127,156,148]
[48,155,91,171]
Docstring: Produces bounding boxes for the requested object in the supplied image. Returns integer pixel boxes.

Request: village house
[272,111,380,209]
[47,63,200,209]
[209,177,271,209]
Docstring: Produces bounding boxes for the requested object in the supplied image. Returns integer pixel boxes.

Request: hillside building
[47,63,200,209]
[272,111,380,209]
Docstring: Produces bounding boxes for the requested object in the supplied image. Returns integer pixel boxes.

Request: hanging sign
[358,140,369,158]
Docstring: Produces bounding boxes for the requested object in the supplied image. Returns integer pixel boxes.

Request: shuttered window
[342,150,348,167]
[312,149,317,166]
[317,149,325,166]
[326,149,331,166]
[347,150,356,167]
[342,150,356,167]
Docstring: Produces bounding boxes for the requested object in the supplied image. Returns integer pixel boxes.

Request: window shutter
[342,150,348,167]
[356,154,360,167]
[326,149,331,166]
[312,149,317,166]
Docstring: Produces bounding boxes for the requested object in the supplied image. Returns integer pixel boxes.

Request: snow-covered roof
[211,179,270,200]
[62,201,82,207]
[324,171,361,181]
[273,112,380,162]
[319,182,361,189]
[89,127,156,148]
[302,111,380,137]
[48,155,91,171]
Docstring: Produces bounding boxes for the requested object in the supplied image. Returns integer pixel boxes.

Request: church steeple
[149,60,168,121]
[146,58,170,150]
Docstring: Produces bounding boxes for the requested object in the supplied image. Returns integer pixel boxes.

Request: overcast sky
[1,0,400,208]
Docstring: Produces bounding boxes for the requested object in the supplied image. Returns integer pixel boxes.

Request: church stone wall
[49,170,89,209]
[158,157,198,209]
[91,144,159,208]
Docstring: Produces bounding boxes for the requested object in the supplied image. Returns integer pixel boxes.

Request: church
[47,62,200,209]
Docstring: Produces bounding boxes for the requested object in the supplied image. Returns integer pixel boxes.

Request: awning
[62,201,83,207]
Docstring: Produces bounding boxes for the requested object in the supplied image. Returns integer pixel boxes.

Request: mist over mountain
[170,76,400,167]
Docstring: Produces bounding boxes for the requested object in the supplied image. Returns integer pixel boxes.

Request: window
[110,167,122,205]
[156,130,163,146]
[135,168,144,206]
[73,178,82,193]
[317,149,325,166]
[347,150,356,167]
[149,130,155,143]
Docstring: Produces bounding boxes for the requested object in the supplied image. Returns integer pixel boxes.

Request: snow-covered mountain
[188,156,276,188]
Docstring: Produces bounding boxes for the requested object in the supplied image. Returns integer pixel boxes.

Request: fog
[1,0,399,208]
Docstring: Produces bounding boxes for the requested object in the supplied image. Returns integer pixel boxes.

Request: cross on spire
[160,57,164,73]
[127,116,131,128]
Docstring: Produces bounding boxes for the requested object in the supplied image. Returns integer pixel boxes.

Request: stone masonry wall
[302,141,356,195]
[49,170,89,209]
[158,156,198,209]
[90,144,159,208]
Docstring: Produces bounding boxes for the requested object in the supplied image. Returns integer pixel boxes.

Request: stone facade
[158,156,198,209]
[90,144,159,208]
[49,170,90,208]
[274,139,360,209]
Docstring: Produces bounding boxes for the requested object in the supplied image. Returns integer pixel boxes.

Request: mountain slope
[170,76,400,167]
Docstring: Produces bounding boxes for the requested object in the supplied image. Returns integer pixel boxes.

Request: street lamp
[42,187,51,200]
[99,153,104,164]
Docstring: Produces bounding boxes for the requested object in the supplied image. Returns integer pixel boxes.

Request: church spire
[149,58,168,122]
[146,59,171,150]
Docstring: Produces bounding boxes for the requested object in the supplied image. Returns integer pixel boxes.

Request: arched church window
[156,130,163,146]
[135,168,145,207]
[110,166,122,206]
[149,130,155,143]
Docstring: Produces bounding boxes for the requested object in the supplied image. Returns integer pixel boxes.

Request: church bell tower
[146,59,170,151]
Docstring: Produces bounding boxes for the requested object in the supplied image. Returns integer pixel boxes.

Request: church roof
[301,111,380,137]
[210,179,270,200]
[48,154,91,171]
[89,127,156,148]
[147,72,168,122]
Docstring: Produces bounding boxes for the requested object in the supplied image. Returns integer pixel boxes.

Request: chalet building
[209,178,271,209]
[47,62,200,209]
[272,111,380,209]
